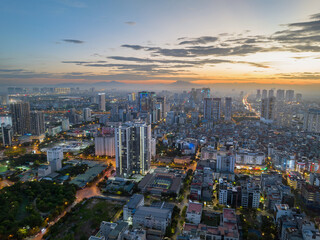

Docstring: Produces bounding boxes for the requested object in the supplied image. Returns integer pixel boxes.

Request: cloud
[121,44,145,50]
[62,39,84,44]
[124,21,136,26]
[178,36,218,45]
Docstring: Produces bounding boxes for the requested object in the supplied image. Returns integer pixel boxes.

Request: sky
[1,0,320,87]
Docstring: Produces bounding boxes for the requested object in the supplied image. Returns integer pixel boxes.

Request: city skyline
[1,0,320,90]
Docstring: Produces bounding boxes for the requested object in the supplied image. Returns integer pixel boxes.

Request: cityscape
[0,1,320,240]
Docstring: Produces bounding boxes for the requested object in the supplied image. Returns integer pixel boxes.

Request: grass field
[47,198,123,240]
[0,165,7,173]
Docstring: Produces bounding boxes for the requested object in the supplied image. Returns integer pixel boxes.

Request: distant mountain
[169,80,196,87]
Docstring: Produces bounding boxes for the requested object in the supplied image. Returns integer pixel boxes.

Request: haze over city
[0,1,320,240]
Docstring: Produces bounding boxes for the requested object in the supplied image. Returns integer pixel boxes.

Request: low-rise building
[123,194,144,221]
[133,206,172,233]
[186,202,202,224]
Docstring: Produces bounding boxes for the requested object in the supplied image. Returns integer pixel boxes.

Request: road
[243,94,260,117]
[0,179,14,189]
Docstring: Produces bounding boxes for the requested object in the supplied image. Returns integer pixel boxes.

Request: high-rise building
[296,93,302,102]
[262,89,268,99]
[216,153,235,173]
[98,93,106,111]
[276,89,285,101]
[201,88,210,99]
[260,97,276,123]
[61,118,70,131]
[225,97,232,121]
[10,102,31,135]
[212,98,221,122]
[1,123,13,146]
[156,97,167,120]
[47,147,63,172]
[137,91,156,113]
[95,135,115,156]
[203,98,213,121]
[83,108,92,122]
[66,108,81,124]
[256,89,261,100]
[285,90,295,102]
[303,109,320,133]
[268,89,274,98]
[30,111,45,136]
[115,122,151,177]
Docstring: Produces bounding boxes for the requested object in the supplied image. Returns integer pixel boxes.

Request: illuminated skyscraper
[1,123,13,146]
[10,102,31,135]
[30,111,45,136]
[115,122,151,177]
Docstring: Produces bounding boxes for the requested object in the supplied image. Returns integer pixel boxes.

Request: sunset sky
[1,0,320,86]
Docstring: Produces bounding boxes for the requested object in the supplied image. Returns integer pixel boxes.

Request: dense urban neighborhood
[0,86,319,240]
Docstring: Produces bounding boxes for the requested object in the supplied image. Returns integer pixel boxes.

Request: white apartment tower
[47,147,63,172]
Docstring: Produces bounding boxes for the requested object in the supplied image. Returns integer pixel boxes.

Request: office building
[98,93,106,111]
[47,147,63,172]
[83,108,92,122]
[225,97,232,121]
[1,123,13,146]
[115,122,151,177]
[137,91,156,113]
[10,102,31,135]
[30,111,45,136]
[260,97,276,123]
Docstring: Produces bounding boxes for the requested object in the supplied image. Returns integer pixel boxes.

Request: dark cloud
[178,36,218,45]
[121,44,145,50]
[124,21,136,26]
[276,72,320,80]
[62,39,84,44]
